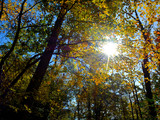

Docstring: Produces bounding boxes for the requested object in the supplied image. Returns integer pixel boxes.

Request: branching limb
[1,53,41,98]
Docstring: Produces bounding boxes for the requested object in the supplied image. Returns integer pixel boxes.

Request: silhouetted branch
[0,0,5,19]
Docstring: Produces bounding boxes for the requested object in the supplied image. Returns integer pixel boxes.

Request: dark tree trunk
[1,55,40,98]
[95,105,101,120]
[26,11,65,93]
[87,94,91,120]
[141,30,157,119]
[121,98,126,120]
[20,5,69,120]
[132,90,139,120]
[129,93,134,120]
[77,100,80,120]
[23,4,67,108]
[93,88,101,120]
[142,58,157,119]
[133,82,143,119]
[135,9,157,119]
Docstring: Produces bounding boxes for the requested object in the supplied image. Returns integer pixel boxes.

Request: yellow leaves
[105,84,110,88]
[121,81,126,85]
[99,13,106,19]
[90,70,107,85]
[79,83,83,88]
[65,0,76,4]
[70,80,75,86]
[103,9,109,16]
[152,65,157,70]
[128,54,135,58]
[138,78,144,84]
[77,95,80,98]
[92,0,97,4]
[24,105,32,113]
[24,2,27,7]
[144,77,150,83]
[50,100,61,109]
[9,105,18,113]
[146,62,152,68]
[95,79,101,85]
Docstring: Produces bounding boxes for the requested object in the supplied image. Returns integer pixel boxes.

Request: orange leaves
[91,70,108,86]
[157,42,160,50]
[82,42,88,48]
[144,32,149,36]
[47,81,51,85]
[154,31,160,51]
[155,36,160,43]
[156,31,160,35]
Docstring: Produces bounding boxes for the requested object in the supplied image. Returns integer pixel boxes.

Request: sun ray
[102,42,119,56]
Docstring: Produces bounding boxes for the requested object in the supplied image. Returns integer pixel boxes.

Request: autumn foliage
[0,0,159,120]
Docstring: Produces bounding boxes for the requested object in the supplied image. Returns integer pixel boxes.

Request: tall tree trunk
[133,82,143,119]
[121,98,126,120]
[141,33,157,119]
[129,93,134,120]
[1,55,41,98]
[87,93,91,120]
[23,3,67,107]
[77,100,80,120]
[142,58,157,119]
[135,9,157,119]
[132,90,139,120]
[93,88,97,120]
[93,84,100,120]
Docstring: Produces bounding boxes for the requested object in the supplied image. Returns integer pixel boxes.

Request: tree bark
[23,3,68,109]
[132,90,139,120]
[142,58,157,119]
[0,0,26,84]
[77,100,80,120]
[93,85,100,120]
[120,97,127,120]
[1,55,41,98]
[129,93,134,120]
[135,9,157,119]
[133,82,143,119]
[87,95,91,120]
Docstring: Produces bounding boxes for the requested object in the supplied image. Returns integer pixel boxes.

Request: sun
[101,42,119,56]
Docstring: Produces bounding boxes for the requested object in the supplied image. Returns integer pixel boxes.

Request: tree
[115,0,159,119]
[23,0,122,114]
[1,0,159,119]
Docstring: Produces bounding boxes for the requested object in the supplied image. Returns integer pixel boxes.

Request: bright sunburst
[102,42,119,56]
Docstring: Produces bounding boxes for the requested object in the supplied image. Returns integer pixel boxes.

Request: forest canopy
[0,0,159,120]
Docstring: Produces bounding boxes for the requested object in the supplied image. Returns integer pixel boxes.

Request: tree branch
[124,11,137,21]
[1,54,41,98]
[22,1,41,15]
[0,0,27,83]
[0,0,5,19]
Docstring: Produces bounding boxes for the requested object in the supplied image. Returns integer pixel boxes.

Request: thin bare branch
[22,1,41,15]
[0,0,5,19]
[0,0,27,82]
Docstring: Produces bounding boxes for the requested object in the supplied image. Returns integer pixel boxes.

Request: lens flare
[102,42,119,56]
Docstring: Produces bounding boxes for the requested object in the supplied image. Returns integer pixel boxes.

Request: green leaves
[0,0,159,119]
